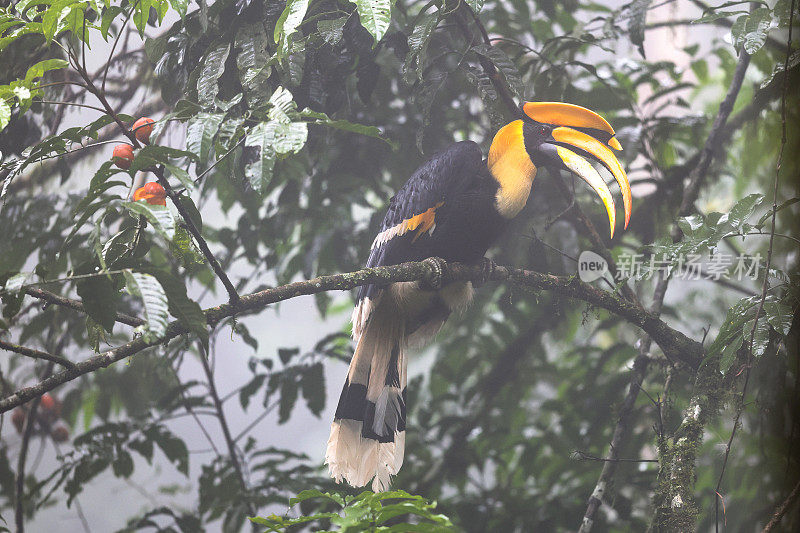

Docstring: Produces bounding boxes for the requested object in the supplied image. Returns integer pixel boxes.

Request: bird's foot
[473,257,496,288]
[421,257,447,290]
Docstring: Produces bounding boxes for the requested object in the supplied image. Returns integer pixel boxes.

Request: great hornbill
[325,102,632,491]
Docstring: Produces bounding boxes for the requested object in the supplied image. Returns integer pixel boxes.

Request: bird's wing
[351,141,484,339]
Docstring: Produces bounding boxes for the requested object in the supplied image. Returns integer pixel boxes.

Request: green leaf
[693,10,748,24]
[244,122,276,195]
[278,376,298,423]
[471,43,524,98]
[239,374,266,410]
[466,0,484,13]
[149,269,207,342]
[123,202,176,241]
[300,362,325,416]
[288,489,345,507]
[25,58,68,82]
[164,163,194,192]
[743,7,772,54]
[403,13,438,84]
[186,113,224,166]
[267,86,296,123]
[731,14,748,49]
[168,0,188,19]
[75,265,121,333]
[42,0,80,41]
[129,145,198,174]
[763,301,793,336]
[0,101,10,130]
[274,0,309,58]
[628,0,652,57]
[236,23,271,101]
[243,116,308,194]
[317,17,346,45]
[300,109,393,145]
[146,425,189,475]
[133,0,153,36]
[197,41,231,107]
[124,271,170,339]
[355,0,391,43]
[413,70,448,152]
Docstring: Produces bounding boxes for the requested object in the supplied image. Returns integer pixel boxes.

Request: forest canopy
[0,0,798,531]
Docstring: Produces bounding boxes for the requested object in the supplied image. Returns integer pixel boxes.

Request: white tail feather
[326,300,407,492]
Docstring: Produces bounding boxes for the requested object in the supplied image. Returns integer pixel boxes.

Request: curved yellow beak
[523,102,631,237]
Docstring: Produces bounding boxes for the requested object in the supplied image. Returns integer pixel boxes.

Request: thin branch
[15,361,55,533]
[102,0,138,93]
[35,100,107,113]
[24,288,144,328]
[0,259,704,414]
[715,4,794,530]
[194,137,246,184]
[447,3,519,118]
[198,343,256,517]
[761,478,800,532]
[0,340,76,369]
[675,49,751,221]
[578,353,650,532]
[154,167,241,304]
[571,450,658,463]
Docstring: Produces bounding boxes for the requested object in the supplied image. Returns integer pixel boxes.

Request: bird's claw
[422,257,447,290]
[473,257,496,288]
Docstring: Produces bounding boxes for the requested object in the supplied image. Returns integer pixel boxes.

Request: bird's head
[488,102,631,238]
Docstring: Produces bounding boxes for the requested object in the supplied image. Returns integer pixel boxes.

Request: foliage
[251,489,454,531]
[0,0,798,530]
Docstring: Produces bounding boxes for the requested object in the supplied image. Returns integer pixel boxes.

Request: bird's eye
[539,125,549,136]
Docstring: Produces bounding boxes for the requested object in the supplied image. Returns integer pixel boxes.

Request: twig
[153,167,241,304]
[0,259,705,413]
[198,343,256,517]
[761,478,800,532]
[714,4,794,530]
[102,0,139,93]
[0,340,76,369]
[35,100,107,113]
[675,49,751,222]
[14,361,55,533]
[24,287,145,328]
[194,137,246,184]
[578,354,650,533]
[448,3,519,117]
[572,450,658,463]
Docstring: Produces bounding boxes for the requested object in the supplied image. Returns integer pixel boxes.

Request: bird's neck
[488,120,537,219]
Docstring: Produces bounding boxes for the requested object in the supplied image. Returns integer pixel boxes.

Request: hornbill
[326,102,632,491]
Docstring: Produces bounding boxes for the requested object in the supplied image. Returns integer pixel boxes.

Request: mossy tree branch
[0,259,704,414]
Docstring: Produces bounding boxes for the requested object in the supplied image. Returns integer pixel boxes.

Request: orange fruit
[112,143,134,169]
[132,117,155,144]
[133,182,167,206]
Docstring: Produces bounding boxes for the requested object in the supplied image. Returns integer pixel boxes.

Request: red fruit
[39,393,55,410]
[132,117,155,144]
[112,143,134,169]
[11,409,25,433]
[51,425,70,443]
[133,182,167,206]
[40,393,61,423]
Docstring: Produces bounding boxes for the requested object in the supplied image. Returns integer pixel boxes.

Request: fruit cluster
[110,116,167,206]
[10,393,70,442]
